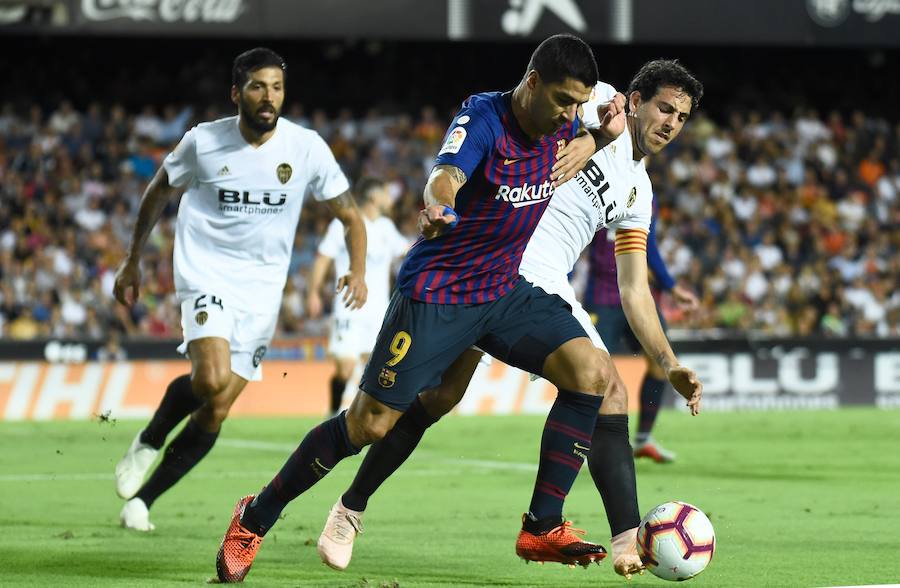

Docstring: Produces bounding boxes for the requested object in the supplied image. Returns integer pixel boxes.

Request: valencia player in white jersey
[314,60,705,579]
[308,177,410,415]
[112,48,367,532]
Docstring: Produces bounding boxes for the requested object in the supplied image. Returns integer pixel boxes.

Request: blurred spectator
[0,98,897,342]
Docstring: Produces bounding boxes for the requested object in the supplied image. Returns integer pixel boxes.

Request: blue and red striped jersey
[397,91,580,304]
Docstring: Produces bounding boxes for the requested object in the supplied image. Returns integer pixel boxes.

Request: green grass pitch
[2,408,899,587]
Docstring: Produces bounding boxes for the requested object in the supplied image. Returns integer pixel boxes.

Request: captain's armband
[614,229,649,256]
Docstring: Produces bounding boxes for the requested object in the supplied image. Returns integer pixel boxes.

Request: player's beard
[240,95,279,134]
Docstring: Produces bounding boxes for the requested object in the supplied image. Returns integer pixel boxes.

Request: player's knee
[346,414,392,446]
[600,374,628,415]
[191,365,231,398]
[572,353,611,395]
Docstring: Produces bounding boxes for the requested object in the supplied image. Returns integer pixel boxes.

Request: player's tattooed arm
[419,165,467,239]
[113,167,181,306]
[424,165,467,207]
[326,189,368,310]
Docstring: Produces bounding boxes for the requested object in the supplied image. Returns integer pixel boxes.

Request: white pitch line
[0,438,537,482]
[0,470,276,483]
[219,437,538,472]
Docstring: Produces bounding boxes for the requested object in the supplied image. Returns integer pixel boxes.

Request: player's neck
[238,117,277,148]
[511,84,542,141]
[627,116,646,162]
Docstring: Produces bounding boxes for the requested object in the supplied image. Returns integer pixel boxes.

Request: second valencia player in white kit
[307,177,410,415]
[112,47,367,532]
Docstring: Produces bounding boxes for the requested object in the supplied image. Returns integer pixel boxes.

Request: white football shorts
[328,305,386,359]
[176,291,279,381]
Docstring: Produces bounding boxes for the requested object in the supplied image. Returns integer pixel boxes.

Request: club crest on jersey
[556,139,568,151]
[276,163,292,184]
[439,126,467,155]
[378,367,397,388]
[627,187,637,207]
[495,180,555,208]
[195,311,208,326]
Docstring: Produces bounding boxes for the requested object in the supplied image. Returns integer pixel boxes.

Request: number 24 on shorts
[386,331,411,366]
[194,295,224,310]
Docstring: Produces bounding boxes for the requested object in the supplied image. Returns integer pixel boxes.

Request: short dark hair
[627,59,704,113]
[355,177,385,202]
[526,34,598,88]
[232,47,286,88]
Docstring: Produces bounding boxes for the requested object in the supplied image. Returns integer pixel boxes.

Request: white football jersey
[520,82,653,283]
[318,215,409,320]
[165,116,349,310]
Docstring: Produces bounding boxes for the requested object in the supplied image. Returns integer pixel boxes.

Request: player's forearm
[424,165,465,208]
[308,255,332,295]
[620,285,678,372]
[585,128,615,153]
[343,214,367,275]
[327,190,367,275]
[126,169,177,262]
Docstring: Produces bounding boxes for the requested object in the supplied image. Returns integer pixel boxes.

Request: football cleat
[216,495,264,583]
[515,516,607,567]
[633,437,676,464]
[119,497,155,532]
[115,430,159,499]
[317,499,364,570]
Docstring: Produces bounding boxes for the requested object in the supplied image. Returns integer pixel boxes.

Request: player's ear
[525,70,540,91]
[230,85,240,106]
[628,91,642,116]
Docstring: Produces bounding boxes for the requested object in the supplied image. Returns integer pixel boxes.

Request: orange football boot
[515,516,607,568]
[216,495,264,583]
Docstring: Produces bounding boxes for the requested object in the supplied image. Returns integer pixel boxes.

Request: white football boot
[612,526,644,579]
[317,499,364,570]
[115,431,159,499]
[120,497,155,532]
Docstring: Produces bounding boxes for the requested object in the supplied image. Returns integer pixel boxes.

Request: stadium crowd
[0,99,898,341]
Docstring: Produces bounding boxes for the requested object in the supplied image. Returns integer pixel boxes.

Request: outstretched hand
[667,365,702,416]
[336,271,367,310]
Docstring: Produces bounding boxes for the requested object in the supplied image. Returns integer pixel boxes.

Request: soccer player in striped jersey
[313,60,705,580]
[587,216,700,464]
[216,34,618,582]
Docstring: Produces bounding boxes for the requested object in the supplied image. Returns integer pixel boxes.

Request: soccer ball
[637,501,716,581]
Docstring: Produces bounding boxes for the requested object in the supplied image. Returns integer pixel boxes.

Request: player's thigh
[419,348,484,417]
[359,290,486,412]
[179,293,234,394]
[541,337,611,394]
[478,281,593,382]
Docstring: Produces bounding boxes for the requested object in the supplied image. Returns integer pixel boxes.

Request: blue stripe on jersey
[399,91,579,304]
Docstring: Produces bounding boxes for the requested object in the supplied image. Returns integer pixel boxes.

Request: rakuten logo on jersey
[494,180,555,208]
